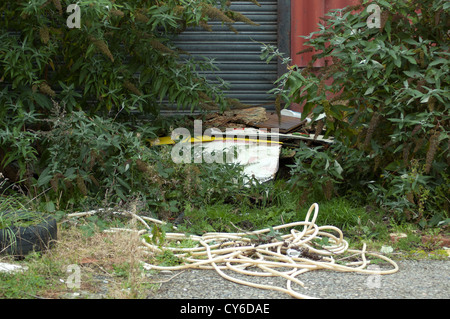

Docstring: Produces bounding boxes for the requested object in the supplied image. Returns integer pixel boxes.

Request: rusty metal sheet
[291,0,360,67]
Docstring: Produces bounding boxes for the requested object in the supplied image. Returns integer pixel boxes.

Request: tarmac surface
[147,259,449,299]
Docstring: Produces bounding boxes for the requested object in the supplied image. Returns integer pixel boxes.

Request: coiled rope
[68,203,398,299]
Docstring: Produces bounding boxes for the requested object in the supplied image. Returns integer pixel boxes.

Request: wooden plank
[250,112,306,133]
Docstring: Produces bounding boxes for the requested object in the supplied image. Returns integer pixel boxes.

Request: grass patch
[0,163,447,299]
[0,189,446,299]
[0,219,153,299]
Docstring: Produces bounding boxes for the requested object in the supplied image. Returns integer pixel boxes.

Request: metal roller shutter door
[173,0,279,109]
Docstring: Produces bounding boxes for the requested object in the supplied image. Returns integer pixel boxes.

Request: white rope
[68,203,399,299]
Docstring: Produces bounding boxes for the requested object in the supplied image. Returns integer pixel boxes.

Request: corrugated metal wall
[288,0,359,112]
[174,0,359,110]
[173,0,280,107]
[291,0,360,67]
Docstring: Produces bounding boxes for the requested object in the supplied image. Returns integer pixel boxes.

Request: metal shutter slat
[172,0,278,109]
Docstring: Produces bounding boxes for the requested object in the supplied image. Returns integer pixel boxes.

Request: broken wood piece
[204,107,268,128]
[250,112,307,133]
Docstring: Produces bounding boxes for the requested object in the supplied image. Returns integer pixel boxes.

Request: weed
[154,250,184,267]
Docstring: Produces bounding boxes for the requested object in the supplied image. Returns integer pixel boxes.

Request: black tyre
[0,212,58,257]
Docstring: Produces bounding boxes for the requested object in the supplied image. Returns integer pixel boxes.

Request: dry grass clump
[45,218,151,298]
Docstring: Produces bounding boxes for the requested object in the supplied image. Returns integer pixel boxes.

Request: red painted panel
[291,0,360,67]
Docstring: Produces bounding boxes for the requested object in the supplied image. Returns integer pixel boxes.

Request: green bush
[279,0,449,223]
[0,0,253,114]
[0,0,261,207]
[36,103,156,206]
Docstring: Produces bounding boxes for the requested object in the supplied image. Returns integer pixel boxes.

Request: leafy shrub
[0,0,255,114]
[279,0,449,222]
[134,145,274,220]
[288,142,344,201]
[35,102,157,208]
[0,0,261,208]
[26,99,272,218]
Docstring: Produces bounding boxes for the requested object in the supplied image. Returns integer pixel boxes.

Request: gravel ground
[147,260,449,299]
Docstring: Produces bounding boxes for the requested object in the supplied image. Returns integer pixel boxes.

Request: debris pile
[151,107,333,183]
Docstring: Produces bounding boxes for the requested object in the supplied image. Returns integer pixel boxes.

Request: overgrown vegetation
[0,0,260,209]
[1,187,447,299]
[271,0,449,226]
[0,0,448,299]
